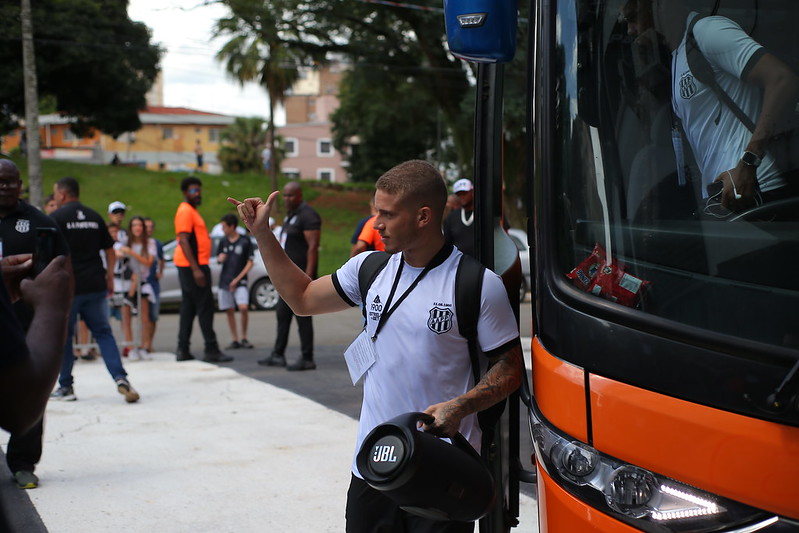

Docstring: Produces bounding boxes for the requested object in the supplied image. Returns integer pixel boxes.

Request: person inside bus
[651,0,799,214]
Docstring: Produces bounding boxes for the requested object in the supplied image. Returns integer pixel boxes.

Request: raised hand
[227,191,280,234]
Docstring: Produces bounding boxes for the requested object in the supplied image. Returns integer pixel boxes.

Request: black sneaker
[176,350,195,362]
[257,353,286,367]
[240,339,254,349]
[14,471,38,489]
[203,350,233,363]
[226,340,242,350]
[51,386,76,401]
[286,359,317,371]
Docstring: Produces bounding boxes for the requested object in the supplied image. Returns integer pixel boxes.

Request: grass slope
[11,157,374,276]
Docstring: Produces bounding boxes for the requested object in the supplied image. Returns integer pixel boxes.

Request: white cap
[108,201,126,213]
[453,178,473,193]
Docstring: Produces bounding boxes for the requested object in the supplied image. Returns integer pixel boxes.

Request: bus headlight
[530,403,783,532]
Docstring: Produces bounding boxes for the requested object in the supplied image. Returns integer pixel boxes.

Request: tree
[215,0,473,177]
[215,0,316,194]
[217,117,268,174]
[0,0,161,138]
[331,63,439,182]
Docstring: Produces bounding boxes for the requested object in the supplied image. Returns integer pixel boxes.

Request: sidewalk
[7,353,539,532]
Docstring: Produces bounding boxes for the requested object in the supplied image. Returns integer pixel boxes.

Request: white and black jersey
[332,246,519,478]
[672,12,784,194]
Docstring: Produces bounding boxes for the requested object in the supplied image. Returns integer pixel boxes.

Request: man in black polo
[50,177,139,405]
[258,181,321,371]
[0,159,69,489]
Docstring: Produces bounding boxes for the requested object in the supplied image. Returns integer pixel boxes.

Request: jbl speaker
[356,412,495,522]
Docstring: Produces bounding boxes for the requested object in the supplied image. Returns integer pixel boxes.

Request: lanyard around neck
[372,244,452,340]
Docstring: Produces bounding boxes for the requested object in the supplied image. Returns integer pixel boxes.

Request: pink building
[277,64,350,183]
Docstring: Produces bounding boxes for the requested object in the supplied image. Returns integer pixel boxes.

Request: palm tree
[214,5,303,196]
[217,116,268,173]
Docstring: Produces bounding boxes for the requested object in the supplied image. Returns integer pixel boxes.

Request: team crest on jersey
[15,219,30,233]
[679,71,697,99]
[427,306,453,335]
[77,210,86,220]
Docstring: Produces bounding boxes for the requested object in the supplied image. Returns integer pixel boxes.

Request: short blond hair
[375,160,447,217]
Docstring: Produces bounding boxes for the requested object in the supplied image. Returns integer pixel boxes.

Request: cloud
[128,0,275,120]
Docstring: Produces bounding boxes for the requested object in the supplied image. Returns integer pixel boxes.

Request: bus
[445,0,799,531]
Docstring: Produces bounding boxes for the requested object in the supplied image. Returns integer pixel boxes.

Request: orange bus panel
[536,459,641,532]
[532,339,588,443]
[590,374,799,519]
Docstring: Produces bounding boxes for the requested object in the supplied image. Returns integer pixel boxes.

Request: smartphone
[33,227,56,277]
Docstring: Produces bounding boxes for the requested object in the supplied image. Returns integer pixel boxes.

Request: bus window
[550,0,799,351]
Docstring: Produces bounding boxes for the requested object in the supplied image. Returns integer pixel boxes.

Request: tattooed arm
[421,341,523,437]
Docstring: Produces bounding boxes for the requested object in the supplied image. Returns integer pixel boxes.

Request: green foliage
[216,0,472,175]
[8,157,372,276]
[331,64,440,182]
[0,0,161,137]
[217,117,268,173]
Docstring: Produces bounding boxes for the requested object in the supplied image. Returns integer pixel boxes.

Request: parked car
[159,236,279,310]
[507,228,532,302]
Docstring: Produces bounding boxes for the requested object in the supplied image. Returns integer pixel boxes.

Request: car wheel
[519,278,528,303]
[250,278,279,310]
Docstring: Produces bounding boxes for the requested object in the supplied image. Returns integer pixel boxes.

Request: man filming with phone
[0,159,70,490]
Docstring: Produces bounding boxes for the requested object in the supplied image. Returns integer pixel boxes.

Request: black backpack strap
[686,14,757,132]
[357,251,391,321]
[455,254,485,386]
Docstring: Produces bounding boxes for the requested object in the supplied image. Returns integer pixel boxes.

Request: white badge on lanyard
[344,329,378,385]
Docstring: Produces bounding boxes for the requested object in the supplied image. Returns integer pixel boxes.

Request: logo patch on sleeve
[427,306,453,334]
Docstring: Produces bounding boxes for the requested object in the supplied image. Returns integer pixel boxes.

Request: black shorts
[345,475,474,533]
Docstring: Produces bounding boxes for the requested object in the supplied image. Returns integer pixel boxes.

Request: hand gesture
[227,191,280,235]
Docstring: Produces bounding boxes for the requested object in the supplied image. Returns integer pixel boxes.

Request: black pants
[6,417,43,473]
[273,297,313,360]
[345,475,474,533]
[177,265,218,352]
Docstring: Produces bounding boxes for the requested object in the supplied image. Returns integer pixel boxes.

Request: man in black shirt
[258,182,321,371]
[443,178,475,257]
[0,159,71,489]
[50,177,139,404]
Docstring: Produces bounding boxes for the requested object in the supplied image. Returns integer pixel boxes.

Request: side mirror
[444,0,518,63]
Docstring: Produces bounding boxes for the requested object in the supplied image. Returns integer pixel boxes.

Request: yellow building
[2,106,234,173]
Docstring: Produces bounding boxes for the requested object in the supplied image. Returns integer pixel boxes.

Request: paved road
[1,300,539,532]
[150,303,538,498]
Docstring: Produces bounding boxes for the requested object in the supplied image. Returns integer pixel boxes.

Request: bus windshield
[548,0,799,354]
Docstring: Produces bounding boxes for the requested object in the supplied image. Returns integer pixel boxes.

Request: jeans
[177,265,218,352]
[60,291,127,388]
[274,297,313,360]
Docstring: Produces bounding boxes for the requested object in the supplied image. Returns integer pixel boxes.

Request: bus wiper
[765,359,799,413]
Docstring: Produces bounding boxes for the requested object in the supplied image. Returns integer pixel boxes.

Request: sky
[127,0,277,121]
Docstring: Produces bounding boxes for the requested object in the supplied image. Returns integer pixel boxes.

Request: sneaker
[50,386,76,401]
[240,339,254,349]
[176,350,195,362]
[128,348,142,361]
[257,353,286,367]
[203,349,234,363]
[14,471,38,489]
[138,348,152,361]
[115,378,140,403]
[226,340,242,350]
[286,359,317,371]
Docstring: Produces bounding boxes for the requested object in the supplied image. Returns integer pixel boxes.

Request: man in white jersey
[653,0,798,213]
[229,160,523,532]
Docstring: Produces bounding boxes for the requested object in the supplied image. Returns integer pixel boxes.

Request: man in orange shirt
[174,176,232,363]
[349,213,385,257]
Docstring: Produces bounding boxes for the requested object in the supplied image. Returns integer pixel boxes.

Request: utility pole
[21,0,43,207]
